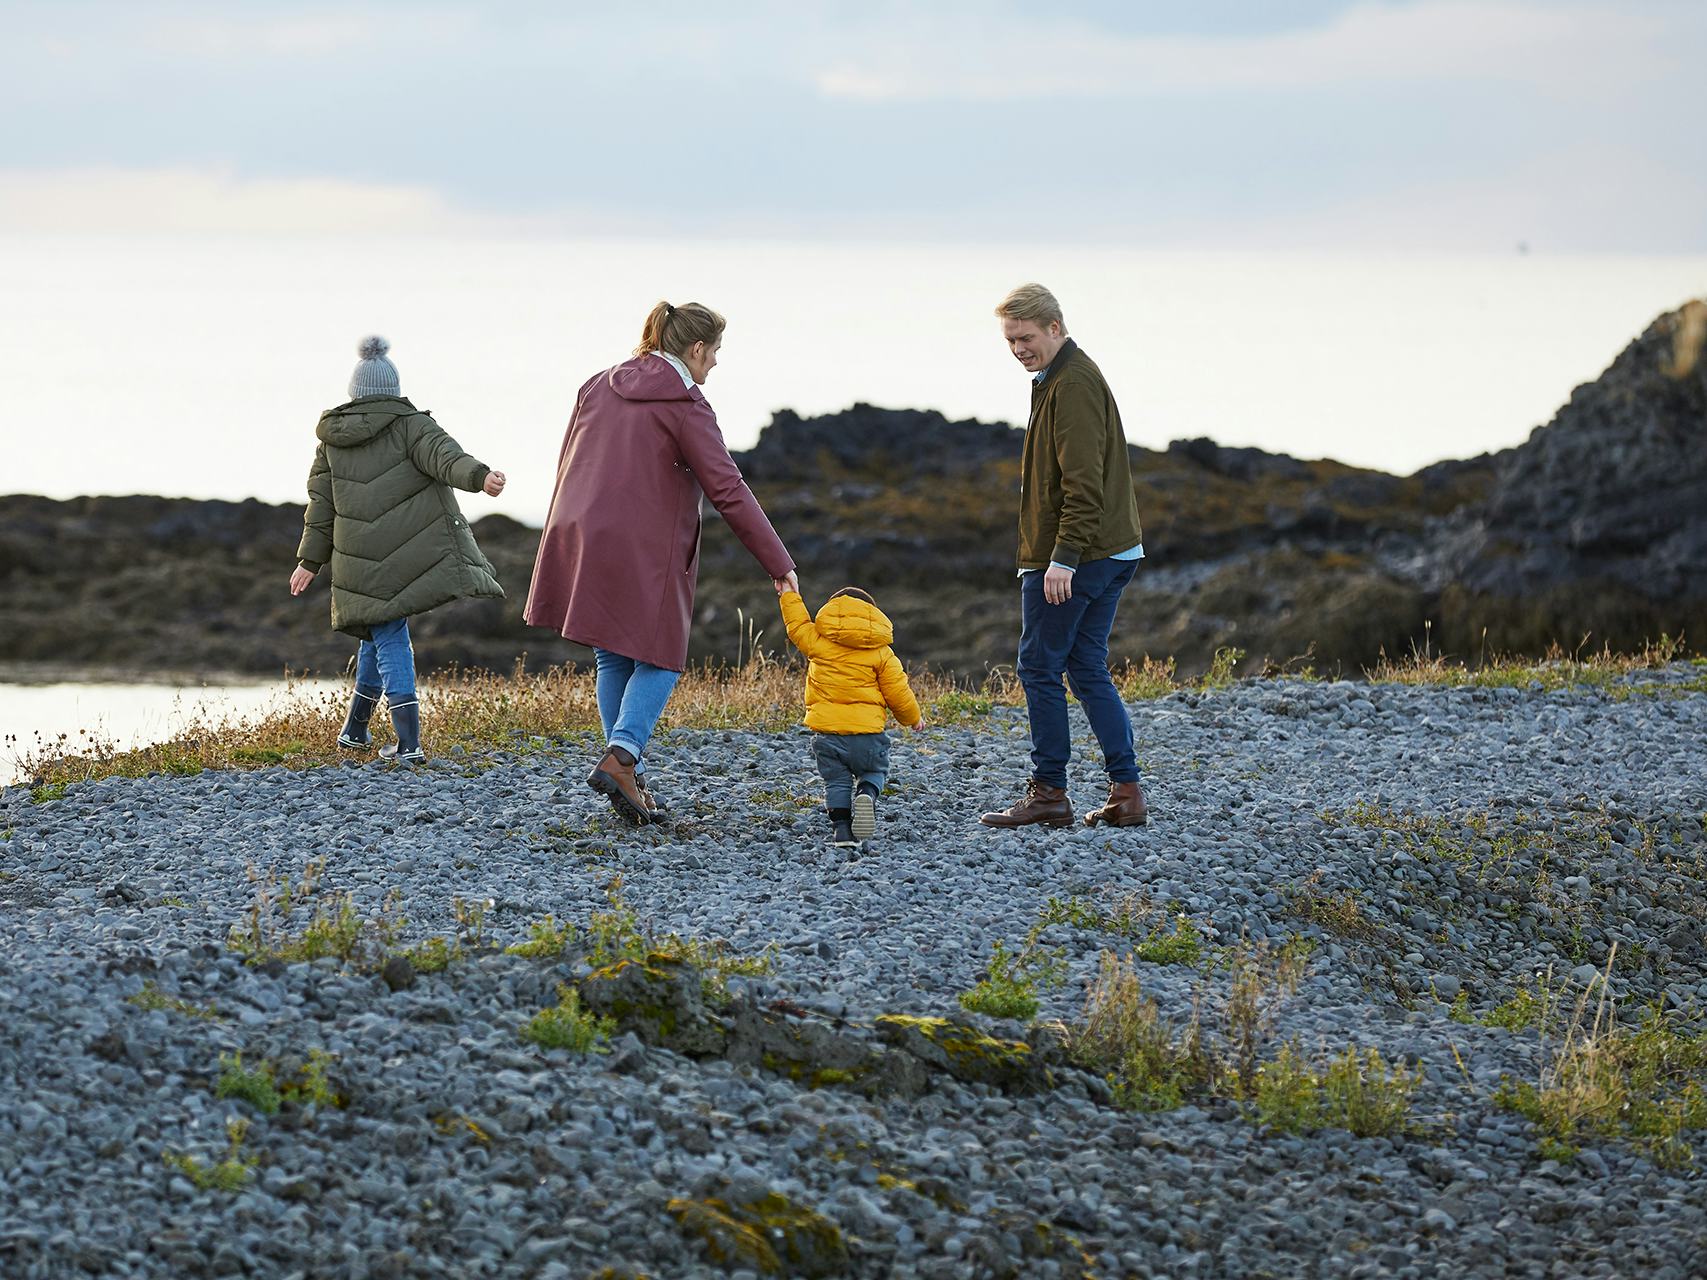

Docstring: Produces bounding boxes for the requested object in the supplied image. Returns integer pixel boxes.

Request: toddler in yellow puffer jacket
[779,587,926,850]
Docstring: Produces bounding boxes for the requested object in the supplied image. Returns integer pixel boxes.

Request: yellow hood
[812,594,894,651]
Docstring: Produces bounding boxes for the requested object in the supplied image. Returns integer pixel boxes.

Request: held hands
[772,570,800,596]
[483,470,506,497]
[909,716,927,733]
[289,566,315,596]
[1043,564,1074,605]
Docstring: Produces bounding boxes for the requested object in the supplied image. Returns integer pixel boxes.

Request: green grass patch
[216,1052,281,1115]
[582,877,776,1005]
[958,939,1068,1022]
[225,860,405,971]
[926,689,994,724]
[1495,1005,1707,1167]
[1250,1042,1421,1137]
[505,915,571,959]
[521,983,616,1053]
[164,1118,255,1193]
[126,979,220,1020]
[1134,916,1205,967]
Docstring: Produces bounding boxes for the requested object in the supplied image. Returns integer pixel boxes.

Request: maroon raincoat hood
[608,354,697,403]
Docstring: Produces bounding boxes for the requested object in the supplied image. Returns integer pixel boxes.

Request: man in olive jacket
[981,284,1148,829]
[290,335,506,762]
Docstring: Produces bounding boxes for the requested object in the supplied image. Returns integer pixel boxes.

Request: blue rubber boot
[338,687,382,750]
[380,699,424,764]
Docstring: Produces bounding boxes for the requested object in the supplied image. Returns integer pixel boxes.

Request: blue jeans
[594,648,681,773]
[354,617,416,704]
[1017,556,1139,789]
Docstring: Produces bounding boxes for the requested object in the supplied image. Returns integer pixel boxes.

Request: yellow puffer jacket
[780,591,922,735]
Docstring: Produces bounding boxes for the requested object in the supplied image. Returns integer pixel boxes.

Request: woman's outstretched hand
[289,566,315,596]
[483,469,507,497]
[773,570,799,596]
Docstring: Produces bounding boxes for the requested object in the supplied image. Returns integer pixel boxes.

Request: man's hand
[483,470,507,497]
[773,570,799,596]
[289,566,315,596]
[1043,564,1074,605]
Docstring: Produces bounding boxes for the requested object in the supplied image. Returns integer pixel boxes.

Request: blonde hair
[994,282,1065,333]
[635,300,726,359]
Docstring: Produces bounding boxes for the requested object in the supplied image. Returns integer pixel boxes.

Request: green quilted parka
[296,395,503,638]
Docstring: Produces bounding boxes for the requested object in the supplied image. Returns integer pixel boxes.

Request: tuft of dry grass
[16,637,1694,792]
[15,658,998,790]
[1494,952,1707,1166]
[1368,632,1686,693]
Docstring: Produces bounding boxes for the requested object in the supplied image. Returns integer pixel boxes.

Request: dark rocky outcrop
[2,302,1702,679]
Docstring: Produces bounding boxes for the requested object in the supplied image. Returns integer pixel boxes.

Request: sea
[2,232,1704,766]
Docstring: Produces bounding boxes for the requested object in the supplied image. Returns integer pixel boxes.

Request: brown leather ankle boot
[979,779,1073,829]
[1084,781,1148,827]
[587,745,653,825]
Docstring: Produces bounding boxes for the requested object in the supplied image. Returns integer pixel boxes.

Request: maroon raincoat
[524,355,793,671]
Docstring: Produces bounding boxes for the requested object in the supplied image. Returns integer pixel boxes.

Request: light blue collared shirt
[656,351,695,389]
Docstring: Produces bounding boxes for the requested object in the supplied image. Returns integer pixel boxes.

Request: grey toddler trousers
[812,731,890,811]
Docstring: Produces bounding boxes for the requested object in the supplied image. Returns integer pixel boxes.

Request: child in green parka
[289,335,507,762]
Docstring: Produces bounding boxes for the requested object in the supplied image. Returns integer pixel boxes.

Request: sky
[2,0,1704,250]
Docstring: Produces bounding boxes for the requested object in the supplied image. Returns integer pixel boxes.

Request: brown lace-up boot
[587,745,653,825]
[1083,781,1148,827]
[979,779,1074,829]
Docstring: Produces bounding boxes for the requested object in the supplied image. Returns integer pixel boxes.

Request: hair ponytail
[634,300,727,358]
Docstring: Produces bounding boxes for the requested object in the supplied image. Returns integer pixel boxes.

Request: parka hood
[608,354,699,404]
[318,396,417,447]
[813,593,894,649]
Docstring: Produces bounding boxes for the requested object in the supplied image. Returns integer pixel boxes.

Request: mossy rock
[668,1192,848,1277]
[874,1014,1051,1092]
[579,954,725,1055]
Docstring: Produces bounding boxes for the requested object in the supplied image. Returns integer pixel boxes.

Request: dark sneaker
[830,818,859,849]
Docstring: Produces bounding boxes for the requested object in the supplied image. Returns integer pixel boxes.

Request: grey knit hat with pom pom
[349,335,400,398]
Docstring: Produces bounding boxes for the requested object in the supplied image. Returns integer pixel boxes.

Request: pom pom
[357,335,390,360]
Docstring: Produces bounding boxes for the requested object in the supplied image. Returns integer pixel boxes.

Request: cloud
[814,1,1676,100]
[0,168,536,235]
[143,13,387,57]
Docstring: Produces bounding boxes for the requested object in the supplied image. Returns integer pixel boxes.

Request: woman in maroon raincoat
[525,301,796,824]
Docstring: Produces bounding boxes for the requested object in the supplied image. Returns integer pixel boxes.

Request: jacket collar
[1032,337,1079,387]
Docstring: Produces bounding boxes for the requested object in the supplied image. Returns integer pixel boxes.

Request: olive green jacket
[1018,340,1144,570]
[296,396,503,638]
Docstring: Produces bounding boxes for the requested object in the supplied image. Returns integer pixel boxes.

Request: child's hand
[483,470,506,497]
[772,570,799,596]
[289,566,315,596]
[909,716,927,733]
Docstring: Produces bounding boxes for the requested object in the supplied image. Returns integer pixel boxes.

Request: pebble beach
[2,670,1705,1279]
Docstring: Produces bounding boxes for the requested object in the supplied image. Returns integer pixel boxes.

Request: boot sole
[851,794,877,840]
[588,770,653,825]
[979,815,1075,829]
[1085,813,1149,828]
[337,735,371,751]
